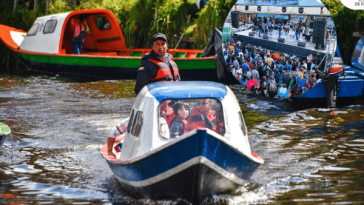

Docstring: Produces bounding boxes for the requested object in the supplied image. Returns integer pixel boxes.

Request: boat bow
[0,24,26,51]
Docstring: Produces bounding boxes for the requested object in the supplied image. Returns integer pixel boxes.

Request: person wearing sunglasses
[187,99,219,133]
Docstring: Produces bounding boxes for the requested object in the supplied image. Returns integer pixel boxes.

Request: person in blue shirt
[269,21,274,35]
[274,69,282,87]
[297,76,307,90]
[278,23,282,38]
[232,67,237,76]
[238,71,249,87]
[241,62,249,74]
[259,22,263,37]
[224,53,228,62]
[286,60,292,72]
[295,26,300,41]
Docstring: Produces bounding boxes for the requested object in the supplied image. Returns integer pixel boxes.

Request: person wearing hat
[134,33,180,94]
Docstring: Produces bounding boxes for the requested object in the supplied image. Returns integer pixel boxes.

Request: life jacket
[72,18,86,41]
[148,59,180,83]
[305,81,311,89]
[291,88,301,97]
[188,108,218,133]
[273,53,280,60]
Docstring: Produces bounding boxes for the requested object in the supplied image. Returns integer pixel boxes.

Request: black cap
[152,33,168,43]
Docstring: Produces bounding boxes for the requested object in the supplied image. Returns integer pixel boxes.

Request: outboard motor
[322,57,344,108]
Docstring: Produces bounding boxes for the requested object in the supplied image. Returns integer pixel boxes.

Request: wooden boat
[100,81,264,204]
[0,9,218,81]
[0,122,11,146]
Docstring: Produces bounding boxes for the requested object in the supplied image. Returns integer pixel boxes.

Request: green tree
[322,0,364,66]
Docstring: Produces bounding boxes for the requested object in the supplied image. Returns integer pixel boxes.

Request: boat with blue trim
[100,81,263,203]
[290,38,364,108]
[0,9,219,81]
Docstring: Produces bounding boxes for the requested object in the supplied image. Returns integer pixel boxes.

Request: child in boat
[169,102,190,138]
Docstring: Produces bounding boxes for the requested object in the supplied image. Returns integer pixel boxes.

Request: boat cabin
[18,9,204,58]
[119,81,252,161]
[20,9,128,55]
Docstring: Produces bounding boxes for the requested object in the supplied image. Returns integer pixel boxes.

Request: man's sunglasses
[197,101,208,105]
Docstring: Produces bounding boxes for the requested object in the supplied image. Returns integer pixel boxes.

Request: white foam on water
[10,180,109,201]
[10,164,42,174]
[323,167,353,171]
[344,143,364,147]
[296,112,318,120]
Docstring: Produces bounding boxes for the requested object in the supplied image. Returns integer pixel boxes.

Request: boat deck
[234,28,335,59]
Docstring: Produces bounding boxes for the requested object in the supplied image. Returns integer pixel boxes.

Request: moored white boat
[0,9,218,81]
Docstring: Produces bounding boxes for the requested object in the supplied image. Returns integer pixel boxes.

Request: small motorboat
[0,122,11,146]
[0,9,218,81]
[100,81,263,204]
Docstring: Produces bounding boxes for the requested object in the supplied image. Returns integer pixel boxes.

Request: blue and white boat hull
[104,129,263,203]
[291,66,364,108]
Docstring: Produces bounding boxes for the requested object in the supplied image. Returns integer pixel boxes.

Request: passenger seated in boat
[159,99,176,126]
[308,71,316,89]
[188,99,220,134]
[169,102,191,138]
[107,118,129,158]
[290,78,302,97]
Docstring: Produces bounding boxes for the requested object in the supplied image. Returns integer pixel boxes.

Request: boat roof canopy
[146,81,228,102]
[19,9,127,54]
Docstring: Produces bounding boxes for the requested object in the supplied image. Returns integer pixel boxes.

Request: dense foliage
[0,0,234,72]
[321,0,364,65]
[0,0,362,71]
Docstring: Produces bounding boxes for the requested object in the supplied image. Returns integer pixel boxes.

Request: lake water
[0,76,363,204]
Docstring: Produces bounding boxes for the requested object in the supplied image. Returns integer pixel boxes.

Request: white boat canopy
[19,9,127,54]
[119,81,252,162]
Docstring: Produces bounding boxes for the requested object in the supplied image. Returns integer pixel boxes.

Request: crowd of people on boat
[223,36,320,98]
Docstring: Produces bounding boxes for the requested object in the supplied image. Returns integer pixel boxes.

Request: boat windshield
[159,98,225,139]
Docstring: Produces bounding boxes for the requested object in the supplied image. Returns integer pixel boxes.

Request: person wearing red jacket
[71,15,87,54]
[187,99,220,134]
[134,33,180,94]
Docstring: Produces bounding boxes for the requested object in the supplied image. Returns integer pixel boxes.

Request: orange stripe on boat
[0,24,26,51]
[328,67,343,73]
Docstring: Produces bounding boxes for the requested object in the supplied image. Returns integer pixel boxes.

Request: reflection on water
[0,77,364,204]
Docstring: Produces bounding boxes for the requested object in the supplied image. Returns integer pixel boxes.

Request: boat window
[131,111,143,137]
[94,17,111,30]
[127,109,135,133]
[159,98,225,139]
[27,24,39,36]
[43,19,57,34]
[238,111,247,136]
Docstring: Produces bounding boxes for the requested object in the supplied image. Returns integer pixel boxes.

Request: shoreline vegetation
[0,0,234,73]
[0,1,362,74]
